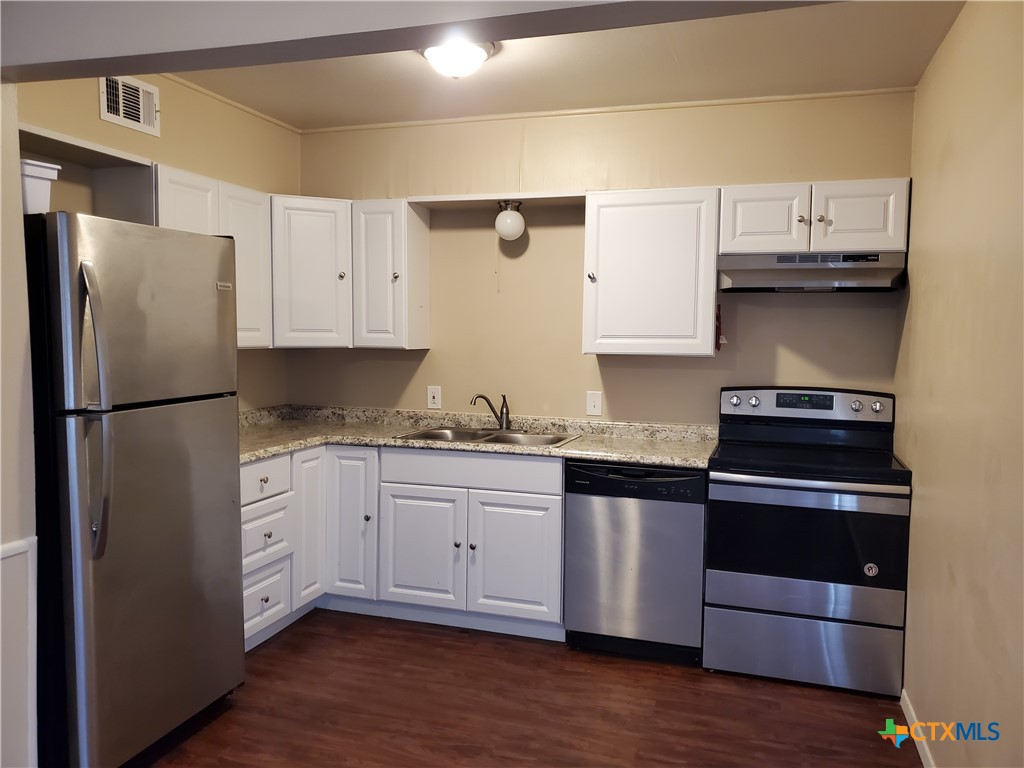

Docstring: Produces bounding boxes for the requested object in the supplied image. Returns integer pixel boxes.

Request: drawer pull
[363,514,371,522]
[264,530,273,539]
[259,476,269,485]
[260,595,270,604]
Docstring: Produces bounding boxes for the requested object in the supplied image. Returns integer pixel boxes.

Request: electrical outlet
[586,391,603,416]
[427,386,442,409]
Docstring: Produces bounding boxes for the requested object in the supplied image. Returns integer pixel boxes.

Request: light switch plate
[586,391,602,416]
[427,386,442,409]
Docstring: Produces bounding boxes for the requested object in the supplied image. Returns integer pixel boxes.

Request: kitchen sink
[395,427,502,441]
[480,433,579,447]
[394,427,578,448]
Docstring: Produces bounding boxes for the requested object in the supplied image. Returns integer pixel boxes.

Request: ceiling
[175,1,963,132]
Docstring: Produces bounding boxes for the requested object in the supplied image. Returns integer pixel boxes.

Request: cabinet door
[292,447,327,609]
[379,483,468,610]
[583,187,719,356]
[719,183,811,253]
[467,491,562,623]
[352,200,430,349]
[325,446,379,600]
[155,165,218,235]
[220,182,272,348]
[810,178,909,252]
[271,195,353,347]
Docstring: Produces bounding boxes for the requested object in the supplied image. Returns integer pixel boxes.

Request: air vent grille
[798,254,820,264]
[776,254,798,264]
[99,76,160,136]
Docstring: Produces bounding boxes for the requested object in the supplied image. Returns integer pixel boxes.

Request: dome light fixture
[495,200,525,241]
[422,39,496,79]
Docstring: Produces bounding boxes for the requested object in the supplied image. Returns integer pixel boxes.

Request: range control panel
[720,387,895,424]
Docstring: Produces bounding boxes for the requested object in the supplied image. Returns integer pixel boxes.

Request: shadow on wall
[597,291,907,424]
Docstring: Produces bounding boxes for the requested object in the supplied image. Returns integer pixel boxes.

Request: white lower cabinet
[292,447,327,609]
[379,483,468,609]
[378,449,563,624]
[325,446,380,599]
[242,557,292,637]
[467,490,562,622]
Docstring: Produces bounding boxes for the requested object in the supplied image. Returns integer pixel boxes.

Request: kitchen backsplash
[240,405,718,442]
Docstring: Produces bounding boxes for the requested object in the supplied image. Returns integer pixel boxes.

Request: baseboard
[901,688,935,768]
[1,536,38,768]
[317,593,566,643]
[244,602,316,652]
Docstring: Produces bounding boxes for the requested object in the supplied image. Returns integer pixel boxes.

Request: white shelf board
[19,123,152,168]
[407,191,585,210]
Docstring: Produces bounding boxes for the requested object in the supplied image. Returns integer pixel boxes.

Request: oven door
[705,472,910,627]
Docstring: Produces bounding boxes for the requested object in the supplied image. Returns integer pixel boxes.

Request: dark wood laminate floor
[143,610,921,767]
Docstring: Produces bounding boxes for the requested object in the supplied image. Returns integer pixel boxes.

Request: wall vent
[99,76,160,136]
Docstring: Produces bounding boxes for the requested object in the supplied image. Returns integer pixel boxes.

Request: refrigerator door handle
[90,414,115,559]
[80,260,112,412]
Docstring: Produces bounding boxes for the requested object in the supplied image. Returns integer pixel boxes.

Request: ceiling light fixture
[422,40,496,79]
[495,201,525,241]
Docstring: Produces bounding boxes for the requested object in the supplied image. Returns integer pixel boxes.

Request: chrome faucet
[471,394,511,431]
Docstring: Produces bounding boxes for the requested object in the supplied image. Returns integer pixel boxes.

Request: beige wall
[1,83,34,545]
[18,75,301,193]
[291,92,913,423]
[896,4,1023,767]
[17,75,301,409]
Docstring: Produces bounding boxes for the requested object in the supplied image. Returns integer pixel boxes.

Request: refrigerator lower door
[59,396,243,767]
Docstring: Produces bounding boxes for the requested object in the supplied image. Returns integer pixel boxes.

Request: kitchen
[1,2,1021,767]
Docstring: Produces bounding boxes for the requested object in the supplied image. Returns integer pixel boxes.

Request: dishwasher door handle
[568,465,702,483]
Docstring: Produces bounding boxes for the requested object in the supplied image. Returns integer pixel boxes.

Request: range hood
[718,252,906,292]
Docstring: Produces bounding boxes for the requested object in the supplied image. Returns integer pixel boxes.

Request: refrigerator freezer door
[59,396,243,767]
[43,212,237,410]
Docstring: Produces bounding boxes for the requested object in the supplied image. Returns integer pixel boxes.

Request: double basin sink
[395,427,580,448]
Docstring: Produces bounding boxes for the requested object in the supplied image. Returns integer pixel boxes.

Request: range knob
[850,400,864,413]
[871,401,885,414]
[729,395,742,407]
[748,395,761,408]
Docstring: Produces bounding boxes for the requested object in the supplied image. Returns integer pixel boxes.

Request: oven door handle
[709,478,910,516]
[709,471,910,497]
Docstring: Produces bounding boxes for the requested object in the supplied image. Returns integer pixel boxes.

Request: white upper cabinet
[352,200,430,349]
[156,165,272,348]
[719,178,909,254]
[583,187,719,357]
[220,183,272,348]
[271,195,353,348]
[155,165,218,235]
[810,179,909,252]
[719,183,811,253]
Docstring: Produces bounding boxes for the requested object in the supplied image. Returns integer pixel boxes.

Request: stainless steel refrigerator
[25,212,244,767]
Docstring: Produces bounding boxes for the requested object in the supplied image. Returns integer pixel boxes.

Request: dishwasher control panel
[565,461,707,503]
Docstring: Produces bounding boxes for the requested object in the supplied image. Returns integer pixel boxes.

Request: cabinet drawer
[241,491,295,574]
[242,557,292,638]
[240,454,291,506]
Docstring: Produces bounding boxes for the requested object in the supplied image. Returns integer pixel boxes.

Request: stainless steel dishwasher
[563,460,706,663]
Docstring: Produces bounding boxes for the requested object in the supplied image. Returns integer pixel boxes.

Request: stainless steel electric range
[703,387,912,697]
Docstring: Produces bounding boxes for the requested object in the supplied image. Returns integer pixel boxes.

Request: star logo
[879,718,910,748]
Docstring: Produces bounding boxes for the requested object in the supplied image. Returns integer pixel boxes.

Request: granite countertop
[239,406,718,469]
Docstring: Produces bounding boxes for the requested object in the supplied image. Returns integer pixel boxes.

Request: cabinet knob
[392,272,400,280]
[469,543,477,551]
[260,595,270,604]
[454,540,462,549]
[263,530,273,539]
[338,272,346,280]
[587,272,596,282]
[816,214,826,223]
[796,215,807,223]
[363,514,371,522]
[259,476,269,485]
